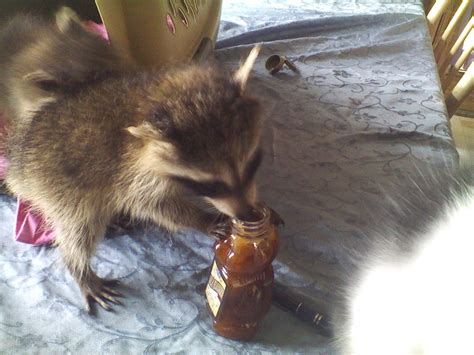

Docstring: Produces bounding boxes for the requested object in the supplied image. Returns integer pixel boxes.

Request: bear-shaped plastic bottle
[205,204,279,340]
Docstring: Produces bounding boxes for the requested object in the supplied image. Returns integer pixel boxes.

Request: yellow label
[206,285,220,317]
[205,261,226,317]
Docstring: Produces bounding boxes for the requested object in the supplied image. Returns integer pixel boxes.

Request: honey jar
[205,204,279,340]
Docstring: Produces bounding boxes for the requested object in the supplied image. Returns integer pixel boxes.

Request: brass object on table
[265,54,299,75]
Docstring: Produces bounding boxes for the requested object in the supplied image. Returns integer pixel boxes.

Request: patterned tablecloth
[0,1,458,354]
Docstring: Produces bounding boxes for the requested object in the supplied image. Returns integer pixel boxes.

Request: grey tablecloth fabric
[0,1,458,354]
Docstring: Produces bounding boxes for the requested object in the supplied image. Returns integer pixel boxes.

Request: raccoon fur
[0,7,132,128]
[3,10,264,313]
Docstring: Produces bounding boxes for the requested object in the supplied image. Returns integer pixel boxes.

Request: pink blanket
[1,22,108,246]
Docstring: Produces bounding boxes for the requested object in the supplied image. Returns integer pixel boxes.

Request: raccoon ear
[126,122,160,140]
[233,44,261,92]
[55,7,83,33]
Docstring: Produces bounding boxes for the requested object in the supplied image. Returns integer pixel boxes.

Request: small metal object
[265,55,299,75]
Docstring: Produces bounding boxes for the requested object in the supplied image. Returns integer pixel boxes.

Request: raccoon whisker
[199,201,218,214]
[219,211,226,222]
[211,212,221,225]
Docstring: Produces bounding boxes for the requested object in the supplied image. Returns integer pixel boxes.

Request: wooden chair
[426,0,473,118]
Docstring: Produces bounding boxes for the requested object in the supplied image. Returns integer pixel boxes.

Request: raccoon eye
[172,177,232,197]
[243,149,263,184]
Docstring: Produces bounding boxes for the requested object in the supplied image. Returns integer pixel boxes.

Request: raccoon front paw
[269,207,285,227]
[79,273,123,314]
[207,214,231,240]
[107,213,138,237]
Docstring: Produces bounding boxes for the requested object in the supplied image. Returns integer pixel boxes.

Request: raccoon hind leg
[55,215,123,313]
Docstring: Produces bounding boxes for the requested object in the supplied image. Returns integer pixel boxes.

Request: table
[0,1,457,353]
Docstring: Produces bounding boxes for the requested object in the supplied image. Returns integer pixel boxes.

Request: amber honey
[205,204,279,340]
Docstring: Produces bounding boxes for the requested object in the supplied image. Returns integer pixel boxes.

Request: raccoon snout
[235,204,256,221]
[232,188,258,220]
[209,197,256,220]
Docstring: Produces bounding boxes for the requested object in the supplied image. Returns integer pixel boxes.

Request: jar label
[206,261,226,317]
[233,271,266,288]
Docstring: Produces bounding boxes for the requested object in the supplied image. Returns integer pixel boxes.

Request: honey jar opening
[230,204,271,239]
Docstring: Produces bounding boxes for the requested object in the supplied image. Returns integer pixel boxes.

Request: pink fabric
[1,110,52,245]
[0,23,108,246]
[85,21,109,40]
[0,107,57,247]
[15,199,56,244]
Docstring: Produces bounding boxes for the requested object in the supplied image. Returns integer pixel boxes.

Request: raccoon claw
[206,214,231,240]
[107,214,137,236]
[210,224,230,240]
[209,222,230,240]
[90,294,112,311]
[80,275,124,314]
[101,291,123,305]
[208,216,231,240]
[269,207,285,227]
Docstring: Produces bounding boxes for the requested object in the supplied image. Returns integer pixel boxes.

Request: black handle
[272,282,333,337]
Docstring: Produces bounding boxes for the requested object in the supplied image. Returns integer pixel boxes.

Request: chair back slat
[427,0,473,118]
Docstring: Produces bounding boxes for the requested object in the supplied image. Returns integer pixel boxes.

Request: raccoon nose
[236,205,256,221]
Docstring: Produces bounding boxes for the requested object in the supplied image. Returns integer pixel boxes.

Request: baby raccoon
[0,7,131,128]
[3,10,263,313]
